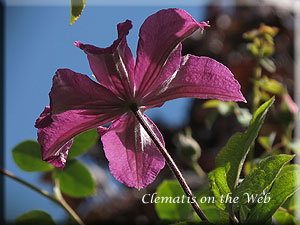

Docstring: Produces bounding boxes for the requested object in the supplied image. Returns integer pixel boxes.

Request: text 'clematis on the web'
[35,8,245,189]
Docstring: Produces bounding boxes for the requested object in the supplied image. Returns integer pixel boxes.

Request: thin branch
[0,168,85,225]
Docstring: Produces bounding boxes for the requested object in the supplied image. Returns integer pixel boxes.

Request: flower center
[128,101,139,112]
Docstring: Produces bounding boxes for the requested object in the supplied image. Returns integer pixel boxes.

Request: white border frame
[3,0,300,221]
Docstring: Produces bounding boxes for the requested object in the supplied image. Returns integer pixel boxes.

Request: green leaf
[55,159,95,198]
[239,205,251,224]
[284,190,300,214]
[155,180,192,221]
[234,154,294,209]
[70,0,86,25]
[194,187,229,225]
[264,217,273,225]
[15,210,56,225]
[274,210,300,225]
[208,165,231,210]
[12,140,53,172]
[216,97,275,190]
[68,128,98,158]
[173,222,215,225]
[245,165,300,224]
[278,164,300,179]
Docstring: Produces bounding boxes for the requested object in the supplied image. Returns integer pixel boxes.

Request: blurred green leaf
[155,180,192,221]
[278,164,300,179]
[234,154,294,209]
[217,102,232,116]
[216,97,274,190]
[264,33,274,45]
[12,140,53,172]
[70,0,86,25]
[258,24,279,37]
[68,128,98,158]
[202,100,222,109]
[262,43,275,57]
[208,165,231,210]
[205,111,218,130]
[258,132,276,151]
[236,108,252,127]
[16,210,56,225]
[55,159,95,198]
[285,140,300,155]
[258,136,269,150]
[245,165,300,224]
[274,210,300,225]
[173,222,215,225]
[177,132,201,164]
[277,178,300,225]
[248,43,259,56]
[256,76,284,95]
[259,58,276,73]
[243,161,257,176]
[260,91,272,101]
[243,29,258,40]
[286,191,300,214]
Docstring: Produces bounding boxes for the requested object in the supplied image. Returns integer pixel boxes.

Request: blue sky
[4,3,209,222]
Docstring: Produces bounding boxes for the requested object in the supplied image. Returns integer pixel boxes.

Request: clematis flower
[35,8,245,189]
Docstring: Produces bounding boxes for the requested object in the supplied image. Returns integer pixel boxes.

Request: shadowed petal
[50,69,125,115]
[134,8,209,97]
[47,139,73,169]
[35,106,121,169]
[139,43,182,104]
[143,55,246,108]
[98,113,165,189]
[75,20,135,100]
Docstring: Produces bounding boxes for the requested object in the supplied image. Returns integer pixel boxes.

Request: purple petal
[75,20,135,100]
[35,106,72,169]
[47,139,73,169]
[143,55,246,108]
[36,68,125,169]
[35,107,121,169]
[98,113,165,189]
[50,69,125,115]
[140,43,182,105]
[134,8,209,97]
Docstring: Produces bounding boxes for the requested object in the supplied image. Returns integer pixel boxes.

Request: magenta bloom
[35,9,245,189]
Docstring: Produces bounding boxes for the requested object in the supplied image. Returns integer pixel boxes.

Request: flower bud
[177,129,201,164]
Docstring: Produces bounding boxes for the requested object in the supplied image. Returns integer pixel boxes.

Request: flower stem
[0,168,85,225]
[130,106,208,221]
[229,204,239,224]
[192,162,207,181]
